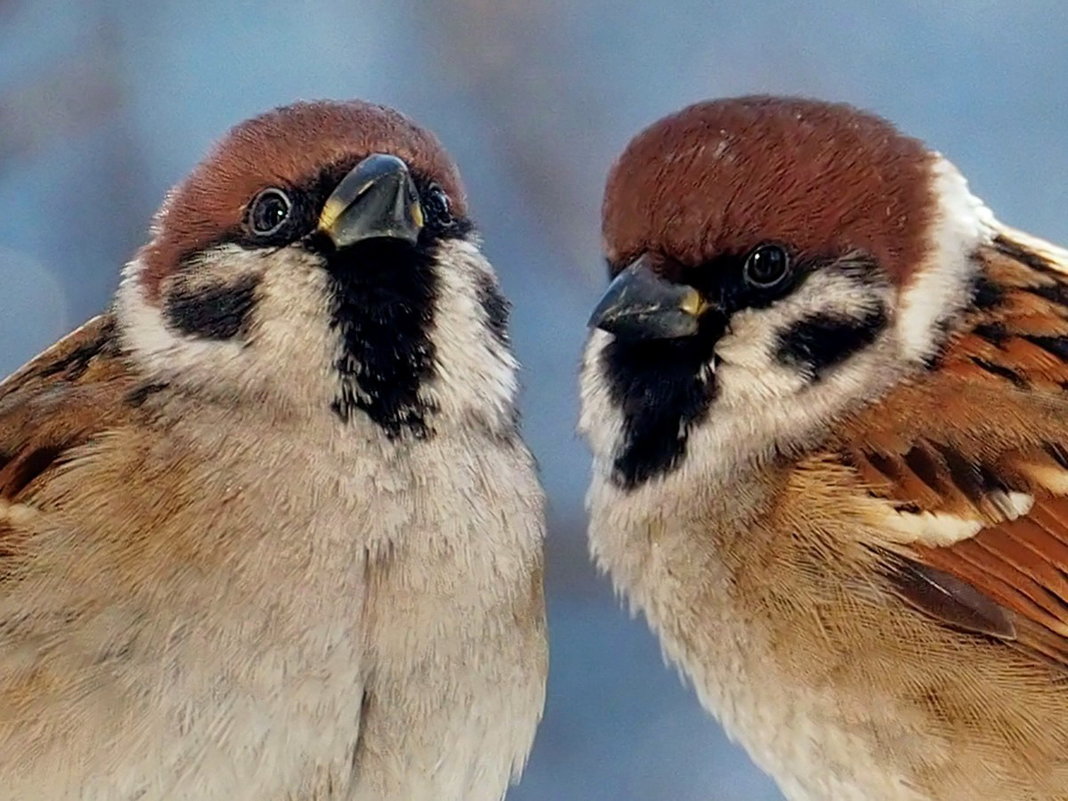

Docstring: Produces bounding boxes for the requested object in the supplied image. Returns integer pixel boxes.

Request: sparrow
[580,95,1068,801]
[0,100,546,801]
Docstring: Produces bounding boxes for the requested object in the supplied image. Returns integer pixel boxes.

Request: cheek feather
[163,274,261,341]
[116,248,340,417]
[584,259,901,491]
[475,272,511,346]
[716,259,893,390]
[776,307,889,381]
[115,255,248,384]
[422,238,520,438]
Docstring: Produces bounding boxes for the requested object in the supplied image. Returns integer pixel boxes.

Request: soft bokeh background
[3,2,1067,798]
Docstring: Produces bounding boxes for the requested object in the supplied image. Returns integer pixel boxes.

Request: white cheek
[423,238,518,430]
[250,256,343,412]
[692,341,899,477]
[116,252,248,381]
[713,308,807,410]
[580,263,905,483]
[578,329,626,476]
[715,265,892,410]
[116,247,340,416]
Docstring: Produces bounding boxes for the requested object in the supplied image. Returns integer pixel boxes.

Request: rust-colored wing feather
[0,315,138,570]
[834,228,1068,667]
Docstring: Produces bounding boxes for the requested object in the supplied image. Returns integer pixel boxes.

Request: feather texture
[832,230,1068,669]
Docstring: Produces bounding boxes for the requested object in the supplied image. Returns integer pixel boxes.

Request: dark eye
[743,244,791,288]
[424,184,451,222]
[248,188,292,236]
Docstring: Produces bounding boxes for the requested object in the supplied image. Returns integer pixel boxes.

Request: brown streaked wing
[835,227,1068,667]
[0,315,139,571]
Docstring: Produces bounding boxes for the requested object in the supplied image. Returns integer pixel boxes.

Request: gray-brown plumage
[0,100,546,800]
[580,96,1068,800]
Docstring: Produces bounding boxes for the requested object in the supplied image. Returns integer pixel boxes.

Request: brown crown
[138,100,467,300]
[602,96,935,283]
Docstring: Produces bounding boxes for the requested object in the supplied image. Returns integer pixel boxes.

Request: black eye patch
[775,306,888,380]
[163,274,261,340]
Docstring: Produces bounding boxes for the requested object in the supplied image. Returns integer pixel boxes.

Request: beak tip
[587,259,705,340]
[317,154,424,249]
[586,302,614,332]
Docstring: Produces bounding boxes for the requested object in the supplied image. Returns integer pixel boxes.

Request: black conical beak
[317,153,425,248]
[588,255,708,339]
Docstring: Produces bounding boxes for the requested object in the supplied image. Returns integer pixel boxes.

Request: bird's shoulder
[0,314,145,565]
[808,225,1068,667]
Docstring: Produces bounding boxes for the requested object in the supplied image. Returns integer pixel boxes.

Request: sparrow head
[581,96,995,489]
[117,100,516,440]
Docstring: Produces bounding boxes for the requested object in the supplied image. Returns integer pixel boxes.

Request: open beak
[317,153,425,248]
[588,254,708,339]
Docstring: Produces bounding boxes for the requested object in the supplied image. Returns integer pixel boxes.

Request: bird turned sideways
[581,96,1068,801]
[0,101,546,800]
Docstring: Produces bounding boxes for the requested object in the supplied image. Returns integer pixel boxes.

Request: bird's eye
[743,244,791,289]
[424,183,451,223]
[248,188,292,236]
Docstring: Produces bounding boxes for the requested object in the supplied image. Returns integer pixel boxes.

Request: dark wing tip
[884,553,1018,640]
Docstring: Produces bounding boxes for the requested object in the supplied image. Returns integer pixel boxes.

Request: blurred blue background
[3,2,1067,798]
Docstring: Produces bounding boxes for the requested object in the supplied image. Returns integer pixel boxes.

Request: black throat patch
[327,239,440,439]
[601,316,723,490]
